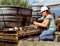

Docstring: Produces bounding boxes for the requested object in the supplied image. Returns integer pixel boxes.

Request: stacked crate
[0,30,18,42]
[0,30,3,41]
[3,30,18,42]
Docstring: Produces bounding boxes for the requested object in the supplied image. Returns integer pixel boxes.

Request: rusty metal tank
[0,6,32,30]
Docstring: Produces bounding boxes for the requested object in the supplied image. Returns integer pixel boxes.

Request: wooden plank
[3,39,18,43]
[3,34,18,36]
[3,37,18,41]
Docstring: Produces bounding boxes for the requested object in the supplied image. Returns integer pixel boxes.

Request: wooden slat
[3,36,18,40]
[3,34,18,36]
[3,39,18,43]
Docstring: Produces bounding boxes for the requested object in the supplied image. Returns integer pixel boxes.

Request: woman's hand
[33,21,38,25]
[33,18,50,28]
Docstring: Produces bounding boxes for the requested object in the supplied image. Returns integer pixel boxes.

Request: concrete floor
[0,40,60,46]
[0,36,60,46]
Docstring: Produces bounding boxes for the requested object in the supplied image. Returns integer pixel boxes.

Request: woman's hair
[46,10,51,14]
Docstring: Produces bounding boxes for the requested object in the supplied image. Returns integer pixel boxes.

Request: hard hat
[41,6,48,12]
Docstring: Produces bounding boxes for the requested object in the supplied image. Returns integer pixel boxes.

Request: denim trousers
[39,29,56,40]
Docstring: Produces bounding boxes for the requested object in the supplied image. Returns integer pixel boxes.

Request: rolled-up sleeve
[46,15,53,20]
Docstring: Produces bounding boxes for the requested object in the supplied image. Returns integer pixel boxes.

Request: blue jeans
[39,30,56,40]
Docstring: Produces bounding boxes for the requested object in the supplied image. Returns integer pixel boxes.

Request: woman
[33,6,56,40]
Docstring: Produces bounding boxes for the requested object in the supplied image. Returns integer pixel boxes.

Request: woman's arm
[33,18,50,27]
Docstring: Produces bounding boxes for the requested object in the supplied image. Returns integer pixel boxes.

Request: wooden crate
[0,30,19,42]
[0,31,3,41]
[3,34,18,40]
[3,31,18,40]
[56,19,60,31]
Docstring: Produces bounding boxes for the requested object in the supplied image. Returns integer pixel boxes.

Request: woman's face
[42,11,47,16]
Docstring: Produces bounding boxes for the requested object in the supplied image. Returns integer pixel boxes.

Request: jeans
[39,29,56,40]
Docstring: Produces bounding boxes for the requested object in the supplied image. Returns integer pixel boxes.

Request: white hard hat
[41,6,48,12]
